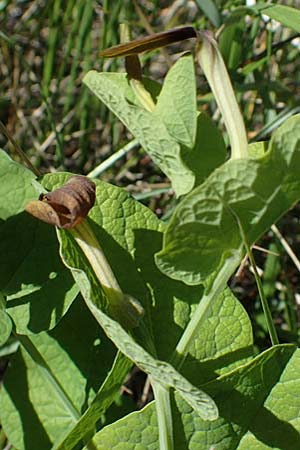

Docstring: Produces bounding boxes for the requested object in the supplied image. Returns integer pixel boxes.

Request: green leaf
[132,219,254,375]
[134,228,252,370]
[0,153,78,333]
[40,172,217,420]
[53,352,132,450]
[0,310,12,345]
[0,293,12,345]
[0,335,19,357]
[248,141,267,159]
[0,297,122,450]
[237,347,300,449]
[182,288,253,385]
[83,345,300,450]
[194,0,221,27]
[219,17,244,70]
[131,227,204,359]
[83,402,158,450]
[59,228,218,422]
[241,56,268,76]
[47,173,252,425]
[156,115,300,284]
[0,150,37,220]
[261,5,300,33]
[42,172,164,317]
[3,216,78,334]
[182,113,226,187]
[155,54,197,149]
[58,245,218,420]
[83,71,195,196]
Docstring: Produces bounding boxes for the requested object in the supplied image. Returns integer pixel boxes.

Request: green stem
[171,249,243,370]
[87,139,139,178]
[241,233,279,346]
[71,221,121,292]
[151,378,174,450]
[70,221,144,328]
[130,78,156,112]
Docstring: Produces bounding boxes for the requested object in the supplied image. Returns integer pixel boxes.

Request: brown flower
[26,176,96,228]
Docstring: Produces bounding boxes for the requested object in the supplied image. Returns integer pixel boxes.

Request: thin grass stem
[87,139,139,178]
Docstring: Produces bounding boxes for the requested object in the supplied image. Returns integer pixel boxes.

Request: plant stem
[151,378,174,450]
[271,224,300,272]
[71,221,121,292]
[241,233,279,346]
[130,77,156,112]
[170,249,243,370]
[0,120,40,176]
[87,139,139,178]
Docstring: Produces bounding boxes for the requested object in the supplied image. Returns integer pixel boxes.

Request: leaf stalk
[151,378,174,450]
[171,249,243,369]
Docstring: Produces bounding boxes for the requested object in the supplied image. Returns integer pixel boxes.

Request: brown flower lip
[100,26,198,58]
[25,176,96,229]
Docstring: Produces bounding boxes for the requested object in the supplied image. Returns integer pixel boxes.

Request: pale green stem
[70,221,144,328]
[171,248,243,369]
[151,378,174,450]
[71,221,121,291]
[197,32,248,160]
[87,139,139,178]
[130,78,156,112]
